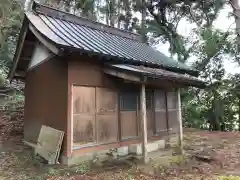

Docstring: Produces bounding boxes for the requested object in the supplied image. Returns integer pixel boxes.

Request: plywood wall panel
[120,111,138,139]
[147,109,154,137]
[96,87,117,113]
[73,86,95,114]
[73,114,96,144]
[97,114,118,143]
[155,111,168,135]
[72,86,96,145]
[154,90,167,135]
[24,57,68,150]
[68,55,116,88]
[168,110,179,134]
[167,91,178,134]
[96,87,118,143]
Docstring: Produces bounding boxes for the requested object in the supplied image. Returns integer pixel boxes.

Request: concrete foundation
[61,153,94,166]
[129,140,165,155]
[61,149,112,165]
[169,134,179,147]
[62,139,167,165]
[117,146,129,156]
[129,144,142,155]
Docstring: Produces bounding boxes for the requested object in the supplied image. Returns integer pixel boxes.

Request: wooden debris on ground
[35,125,64,164]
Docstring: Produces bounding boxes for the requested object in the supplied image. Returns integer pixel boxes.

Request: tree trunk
[117,0,121,28]
[141,0,147,43]
[109,0,116,27]
[238,98,240,131]
[231,0,240,49]
[106,0,110,25]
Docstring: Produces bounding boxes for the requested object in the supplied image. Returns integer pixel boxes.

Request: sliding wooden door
[72,86,96,146]
[154,90,168,136]
[96,88,118,143]
[72,86,118,147]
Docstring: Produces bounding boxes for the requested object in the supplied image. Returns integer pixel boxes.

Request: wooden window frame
[119,91,138,111]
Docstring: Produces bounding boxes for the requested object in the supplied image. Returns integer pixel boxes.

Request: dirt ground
[1,122,240,180]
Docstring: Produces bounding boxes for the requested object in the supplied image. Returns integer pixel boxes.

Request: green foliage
[0,0,239,132]
[218,176,240,180]
[128,174,135,180]
[182,24,240,131]
[0,0,23,71]
[47,167,61,176]
[168,155,187,165]
[74,162,90,174]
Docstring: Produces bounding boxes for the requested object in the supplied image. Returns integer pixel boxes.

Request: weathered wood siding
[67,55,179,154]
[24,52,180,158]
[67,55,119,155]
[167,91,179,134]
[24,57,68,148]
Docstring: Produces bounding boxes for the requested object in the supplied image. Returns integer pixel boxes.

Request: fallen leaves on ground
[1,114,240,180]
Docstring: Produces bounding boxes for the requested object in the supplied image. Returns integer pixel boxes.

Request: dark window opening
[120,91,138,111]
[146,90,154,109]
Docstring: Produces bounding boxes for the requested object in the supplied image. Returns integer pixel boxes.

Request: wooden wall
[23,51,179,159]
[67,55,120,155]
[67,56,116,88]
[67,55,179,154]
[24,53,179,157]
[24,57,68,148]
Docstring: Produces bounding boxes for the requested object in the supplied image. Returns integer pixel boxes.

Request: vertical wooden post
[66,84,73,157]
[177,88,183,154]
[141,77,148,163]
[165,91,170,147]
[117,91,122,141]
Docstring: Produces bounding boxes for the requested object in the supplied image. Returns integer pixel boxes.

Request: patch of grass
[219,176,240,180]
[61,161,91,175]
[168,155,187,165]
[184,135,195,142]
[47,167,61,176]
[153,165,167,175]
[127,174,135,180]
[74,163,90,174]
[28,175,46,180]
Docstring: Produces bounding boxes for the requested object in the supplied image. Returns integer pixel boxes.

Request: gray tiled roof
[25,3,197,75]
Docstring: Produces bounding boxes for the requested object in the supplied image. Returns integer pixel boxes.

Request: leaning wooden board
[35,125,64,164]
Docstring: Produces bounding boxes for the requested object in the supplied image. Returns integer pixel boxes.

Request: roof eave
[62,46,199,77]
[28,22,62,55]
[104,64,205,88]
